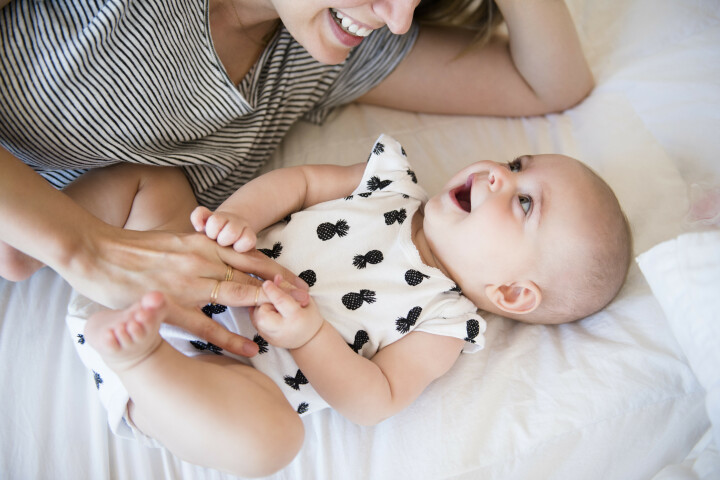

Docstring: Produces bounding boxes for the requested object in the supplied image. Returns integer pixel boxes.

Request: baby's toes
[111,320,134,347]
[124,317,148,343]
[99,326,123,353]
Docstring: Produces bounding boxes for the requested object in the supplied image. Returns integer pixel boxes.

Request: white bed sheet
[2,0,719,478]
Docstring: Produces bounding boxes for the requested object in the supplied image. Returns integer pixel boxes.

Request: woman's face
[272,0,420,64]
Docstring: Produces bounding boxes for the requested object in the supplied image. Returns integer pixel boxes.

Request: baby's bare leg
[85,293,304,477]
[0,164,197,281]
[64,164,198,233]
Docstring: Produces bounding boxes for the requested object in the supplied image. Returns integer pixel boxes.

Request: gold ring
[210,280,221,305]
[254,286,260,306]
[224,264,233,282]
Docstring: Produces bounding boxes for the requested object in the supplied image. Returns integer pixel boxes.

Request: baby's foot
[85,292,167,372]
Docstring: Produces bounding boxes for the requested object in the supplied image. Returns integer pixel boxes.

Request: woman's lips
[327,9,367,48]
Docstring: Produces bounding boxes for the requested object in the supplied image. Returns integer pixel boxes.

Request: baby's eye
[508,157,523,173]
[519,194,532,215]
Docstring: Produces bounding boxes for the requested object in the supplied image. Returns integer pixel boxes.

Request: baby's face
[422,154,600,313]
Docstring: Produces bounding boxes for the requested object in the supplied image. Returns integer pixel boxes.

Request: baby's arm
[192,163,367,252]
[255,279,465,425]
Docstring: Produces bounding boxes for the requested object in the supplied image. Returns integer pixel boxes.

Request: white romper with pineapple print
[66,135,486,443]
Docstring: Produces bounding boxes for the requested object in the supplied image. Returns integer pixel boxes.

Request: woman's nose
[373,0,417,34]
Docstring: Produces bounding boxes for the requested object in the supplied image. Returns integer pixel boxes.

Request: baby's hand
[190,206,257,252]
[251,274,323,350]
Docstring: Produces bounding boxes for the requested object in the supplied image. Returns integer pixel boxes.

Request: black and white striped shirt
[0,0,418,208]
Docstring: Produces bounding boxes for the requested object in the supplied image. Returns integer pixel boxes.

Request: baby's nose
[488,167,508,192]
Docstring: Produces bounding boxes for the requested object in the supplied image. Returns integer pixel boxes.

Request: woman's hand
[59,224,308,356]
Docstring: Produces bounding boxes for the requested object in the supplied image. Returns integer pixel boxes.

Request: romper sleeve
[353,134,428,203]
[415,295,487,354]
[303,24,420,124]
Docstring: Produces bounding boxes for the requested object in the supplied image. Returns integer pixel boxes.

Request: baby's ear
[485,281,541,315]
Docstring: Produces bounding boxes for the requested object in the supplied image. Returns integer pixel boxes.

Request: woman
[0,0,593,355]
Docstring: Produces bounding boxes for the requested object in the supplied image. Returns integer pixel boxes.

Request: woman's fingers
[207,274,309,308]
[164,300,259,357]
[219,247,309,290]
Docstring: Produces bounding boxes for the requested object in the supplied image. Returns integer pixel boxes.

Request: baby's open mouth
[451,177,473,212]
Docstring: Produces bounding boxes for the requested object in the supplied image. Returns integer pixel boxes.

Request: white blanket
[2,0,719,478]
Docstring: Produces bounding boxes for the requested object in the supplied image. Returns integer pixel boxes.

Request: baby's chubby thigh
[160,305,295,409]
[159,306,304,476]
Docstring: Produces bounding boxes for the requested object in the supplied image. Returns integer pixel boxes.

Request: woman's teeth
[331,9,373,37]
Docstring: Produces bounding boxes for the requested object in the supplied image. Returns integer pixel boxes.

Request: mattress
[2,0,719,478]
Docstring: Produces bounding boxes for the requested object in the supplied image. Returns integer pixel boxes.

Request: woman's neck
[213,0,277,28]
[208,0,280,85]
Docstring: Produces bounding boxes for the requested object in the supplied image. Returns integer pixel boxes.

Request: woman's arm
[0,146,297,356]
[360,0,593,116]
[255,278,466,426]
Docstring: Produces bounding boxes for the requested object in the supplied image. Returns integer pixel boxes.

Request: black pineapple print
[342,289,376,310]
[202,303,227,317]
[299,269,317,287]
[373,142,385,156]
[253,334,269,354]
[259,242,283,259]
[396,306,422,334]
[284,369,309,390]
[347,330,370,353]
[366,175,392,191]
[405,269,430,286]
[384,208,406,225]
[353,250,383,269]
[190,340,223,355]
[317,219,349,241]
[465,319,481,344]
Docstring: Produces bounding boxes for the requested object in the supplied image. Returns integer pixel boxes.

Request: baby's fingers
[204,214,230,241]
[190,206,213,232]
[262,278,302,317]
[231,229,257,253]
[251,303,283,335]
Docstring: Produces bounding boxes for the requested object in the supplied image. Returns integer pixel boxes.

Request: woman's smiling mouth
[330,9,374,37]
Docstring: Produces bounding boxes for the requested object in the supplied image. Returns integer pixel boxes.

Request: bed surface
[2,0,719,478]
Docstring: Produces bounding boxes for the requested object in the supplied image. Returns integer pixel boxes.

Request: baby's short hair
[529,163,633,324]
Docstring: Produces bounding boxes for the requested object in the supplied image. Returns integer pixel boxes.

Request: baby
[63,135,630,477]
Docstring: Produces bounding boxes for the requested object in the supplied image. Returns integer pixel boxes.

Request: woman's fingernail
[242,342,259,356]
[292,289,310,306]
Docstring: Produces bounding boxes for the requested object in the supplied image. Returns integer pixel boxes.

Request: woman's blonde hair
[414,0,504,48]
